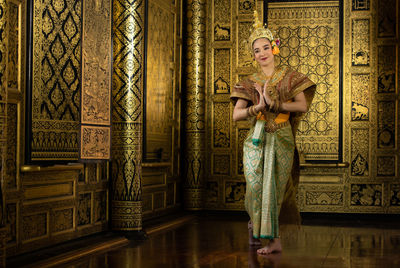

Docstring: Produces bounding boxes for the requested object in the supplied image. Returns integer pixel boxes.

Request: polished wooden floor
[26,214,400,267]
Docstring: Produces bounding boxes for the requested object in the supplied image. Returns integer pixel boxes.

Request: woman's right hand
[253,83,266,112]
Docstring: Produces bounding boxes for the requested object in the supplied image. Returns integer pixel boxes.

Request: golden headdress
[248,11,280,55]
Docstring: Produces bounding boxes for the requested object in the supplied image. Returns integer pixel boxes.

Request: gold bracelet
[250,106,258,116]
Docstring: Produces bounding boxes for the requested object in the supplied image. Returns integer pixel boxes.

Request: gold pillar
[183,0,206,210]
[111,0,144,232]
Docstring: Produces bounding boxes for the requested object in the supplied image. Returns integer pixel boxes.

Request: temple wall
[205,0,400,214]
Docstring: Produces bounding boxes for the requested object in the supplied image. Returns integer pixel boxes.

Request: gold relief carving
[214,0,231,41]
[111,201,142,230]
[145,0,174,162]
[238,21,253,68]
[351,184,382,206]
[237,128,249,175]
[214,49,230,94]
[7,1,19,89]
[6,104,17,189]
[213,154,230,175]
[351,19,369,66]
[81,0,111,125]
[351,128,369,176]
[53,208,73,233]
[31,0,81,160]
[94,191,107,223]
[22,213,48,241]
[305,191,343,206]
[238,0,255,15]
[78,193,91,226]
[378,0,396,38]
[390,184,400,206]
[377,156,396,177]
[377,101,395,149]
[378,46,396,93]
[6,203,16,244]
[80,125,111,160]
[351,74,369,121]
[213,102,230,148]
[225,181,245,204]
[268,3,340,161]
[352,0,369,10]
[206,181,218,204]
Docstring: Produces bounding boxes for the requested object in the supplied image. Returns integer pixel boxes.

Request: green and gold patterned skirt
[243,124,295,239]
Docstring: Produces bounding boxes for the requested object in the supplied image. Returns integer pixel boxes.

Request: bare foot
[248,221,261,246]
[257,238,282,255]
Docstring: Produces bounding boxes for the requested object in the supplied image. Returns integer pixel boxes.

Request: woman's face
[253,38,274,67]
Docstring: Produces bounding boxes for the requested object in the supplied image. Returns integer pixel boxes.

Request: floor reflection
[60,215,400,268]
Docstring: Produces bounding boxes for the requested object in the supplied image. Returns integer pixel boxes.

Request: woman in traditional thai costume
[231,13,316,254]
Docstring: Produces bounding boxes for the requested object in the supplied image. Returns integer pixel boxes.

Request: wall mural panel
[31,0,81,161]
[213,102,230,148]
[80,0,112,160]
[377,45,396,93]
[378,0,396,38]
[351,128,369,177]
[213,49,230,94]
[351,74,369,121]
[214,0,231,41]
[377,101,396,149]
[351,19,369,66]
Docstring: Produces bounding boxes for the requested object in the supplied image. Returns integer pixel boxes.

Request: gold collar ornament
[248,11,280,55]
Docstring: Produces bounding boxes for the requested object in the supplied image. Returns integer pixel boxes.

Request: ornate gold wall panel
[205,0,400,214]
[268,2,341,161]
[80,0,112,160]
[4,165,109,256]
[1,0,109,257]
[30,0,81,161]
[111,0,144,230]
[183,0,206,210]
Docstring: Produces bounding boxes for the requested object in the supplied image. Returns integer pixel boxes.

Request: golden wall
[206,0,400,214]
[3,0,109,256]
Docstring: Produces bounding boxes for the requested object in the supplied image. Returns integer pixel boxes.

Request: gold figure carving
[351,19,369,66]
[81,0,111,126]
[351,74,369,121]
[80,125,110,159]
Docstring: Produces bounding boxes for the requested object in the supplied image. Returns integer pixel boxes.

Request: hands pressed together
[253,81,273,114]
